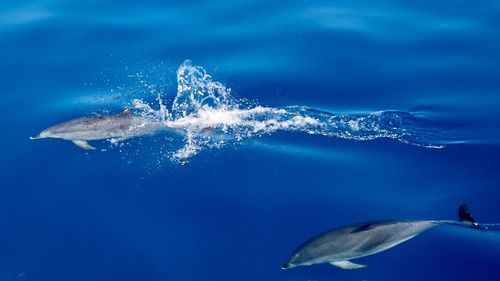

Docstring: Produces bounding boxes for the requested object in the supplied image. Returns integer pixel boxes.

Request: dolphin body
[282,204,483,270]
[30,109,163,150]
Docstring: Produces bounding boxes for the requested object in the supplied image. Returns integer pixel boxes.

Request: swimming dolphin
[30,109,162,150]
[282,204,485,270]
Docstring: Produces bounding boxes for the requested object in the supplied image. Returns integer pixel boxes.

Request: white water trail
[127,60,450,162]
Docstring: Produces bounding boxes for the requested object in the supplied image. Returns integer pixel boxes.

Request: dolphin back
[283,219,438,268]
[282,204,494,271]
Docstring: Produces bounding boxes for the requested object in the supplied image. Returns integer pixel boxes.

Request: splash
[129,60,449,162]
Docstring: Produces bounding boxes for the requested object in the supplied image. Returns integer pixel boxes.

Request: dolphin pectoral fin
[72,140,96,150]
[330,260,366,270]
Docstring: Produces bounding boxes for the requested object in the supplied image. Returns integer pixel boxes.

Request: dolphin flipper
[330,260,366,270]
[72,140,96,150]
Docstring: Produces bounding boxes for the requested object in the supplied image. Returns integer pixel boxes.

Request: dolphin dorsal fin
[330,260,366,270]
[459,204,476,224]
[120,108,132,116]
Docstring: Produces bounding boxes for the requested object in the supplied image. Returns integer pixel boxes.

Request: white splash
[119,60,449,163]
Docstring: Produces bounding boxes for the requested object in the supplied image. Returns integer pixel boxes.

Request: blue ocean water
[1,0,500,280]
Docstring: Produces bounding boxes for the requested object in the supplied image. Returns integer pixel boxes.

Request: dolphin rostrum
[30,109,162,150]
[282,204,488,270]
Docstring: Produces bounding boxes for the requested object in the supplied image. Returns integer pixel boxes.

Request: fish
[30,109,162,150]
[282,204,485,270]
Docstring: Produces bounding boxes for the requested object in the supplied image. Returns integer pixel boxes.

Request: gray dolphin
[282,204,485,270]
[30,109,162,150]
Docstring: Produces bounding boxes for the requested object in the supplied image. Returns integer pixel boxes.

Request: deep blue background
[1,1,500,280]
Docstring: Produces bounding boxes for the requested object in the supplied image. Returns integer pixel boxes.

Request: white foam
[126,60,445,162]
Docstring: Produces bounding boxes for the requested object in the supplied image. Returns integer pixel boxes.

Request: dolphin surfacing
[282,204,485,270]
[30,109,162,150]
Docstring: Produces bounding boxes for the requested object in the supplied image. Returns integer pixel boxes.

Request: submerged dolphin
[282,204,485,270]
[30,109,162,150]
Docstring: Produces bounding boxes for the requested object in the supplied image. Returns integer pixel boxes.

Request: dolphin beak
[30,134,41,140]
[281,263,293,270]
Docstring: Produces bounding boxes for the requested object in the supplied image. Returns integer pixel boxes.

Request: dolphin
[30,109,162,150]
[282,204,486,270]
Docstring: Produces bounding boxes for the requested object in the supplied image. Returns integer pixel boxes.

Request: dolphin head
[31,120,76,140]
[30,130,50,140]
[281,253,302,270]
[281,262,297,270]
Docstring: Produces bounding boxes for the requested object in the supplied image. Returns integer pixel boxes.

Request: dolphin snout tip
[281,263,291,270]
[30,134,41,140]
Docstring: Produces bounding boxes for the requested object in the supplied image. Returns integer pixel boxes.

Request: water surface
[1,1,500,280]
